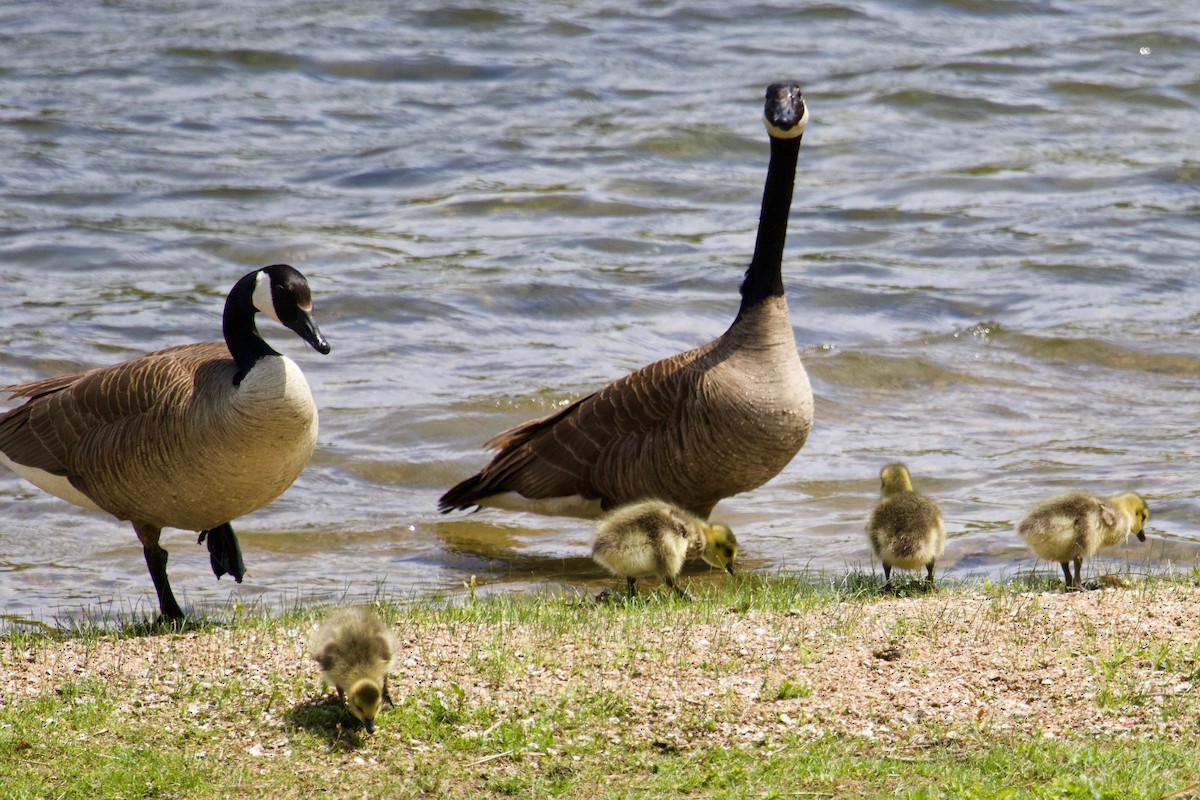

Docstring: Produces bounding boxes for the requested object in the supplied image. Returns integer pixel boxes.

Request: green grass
[3,571,1200,799]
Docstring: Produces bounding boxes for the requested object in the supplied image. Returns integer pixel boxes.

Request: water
[2,0,1198,624]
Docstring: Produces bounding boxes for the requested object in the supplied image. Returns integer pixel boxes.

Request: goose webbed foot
[665,577,695,602]
[1061,559,1084,591]
[198,522,245,583]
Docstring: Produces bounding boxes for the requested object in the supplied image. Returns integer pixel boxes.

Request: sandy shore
[5,583,1198,758]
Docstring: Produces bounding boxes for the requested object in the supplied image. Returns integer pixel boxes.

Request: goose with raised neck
[439,82,813,520]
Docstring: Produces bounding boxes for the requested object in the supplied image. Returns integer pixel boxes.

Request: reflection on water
[2,0,1199,625]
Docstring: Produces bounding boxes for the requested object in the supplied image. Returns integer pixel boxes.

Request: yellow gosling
[311,608,397,733]
[1017,490,1149,590]
[592,499,738,598]
[865,464,946,589]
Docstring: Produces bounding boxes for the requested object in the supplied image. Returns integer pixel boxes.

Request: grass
[2,571,1200,799]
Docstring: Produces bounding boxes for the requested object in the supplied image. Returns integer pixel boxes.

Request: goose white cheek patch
[252,270,282,323]
[764,104,808,140]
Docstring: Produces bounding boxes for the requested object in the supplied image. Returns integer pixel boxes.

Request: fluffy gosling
[311,608,397,733]
[592,499,738,598]
[865,463,946,589]
[1017,491,1149,589]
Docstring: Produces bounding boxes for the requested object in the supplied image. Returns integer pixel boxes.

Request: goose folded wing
[475,347,711,503]
[0,342,227,476]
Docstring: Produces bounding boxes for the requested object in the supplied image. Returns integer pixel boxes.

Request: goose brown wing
[440,342,716,511]
[0,342,229,477]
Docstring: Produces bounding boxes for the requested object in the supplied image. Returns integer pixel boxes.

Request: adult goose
[439,82,813,519]
[0,264,330,620]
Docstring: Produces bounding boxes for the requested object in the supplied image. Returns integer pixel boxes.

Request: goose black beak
[1136,531,1147,542]
[364,719,375,734]
[763,82,807,137]
[290,309,331,355]
[726,563,736,576]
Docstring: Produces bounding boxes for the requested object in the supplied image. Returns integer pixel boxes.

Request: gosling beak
[726,563,736,576]
[364,718,375,734]
[1136,530,1147,542]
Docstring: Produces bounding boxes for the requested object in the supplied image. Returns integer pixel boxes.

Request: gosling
[592,499,738,599]
[865,464,946,589]
[311,608,397,733]
[1017,491,1149,590]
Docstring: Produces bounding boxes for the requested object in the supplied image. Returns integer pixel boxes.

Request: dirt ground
[5,584,1199,759]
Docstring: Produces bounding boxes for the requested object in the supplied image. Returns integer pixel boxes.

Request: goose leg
[382,678,395,709]
[882,562,893,591]
[1072,557,1083,590]
[925,561,936,589]
[626,576,638,598]
[198,522,245,582]
[133,522,184,620]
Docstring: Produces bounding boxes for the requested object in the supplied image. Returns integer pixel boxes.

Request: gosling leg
[925,561,936,590]
[1071,557,1083,590]
[882,562,894,591]
[626,576,638,598]
[664,576,694,601]
[134,522,184,621]
[382,678,395,709]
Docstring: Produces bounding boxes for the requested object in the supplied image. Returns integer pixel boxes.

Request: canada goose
[0,265,330,620]
[1017,491,1149,589]
[592,498,738,598]
[439,82,813,520]
[311,607,397,733]
[865,464,946,588]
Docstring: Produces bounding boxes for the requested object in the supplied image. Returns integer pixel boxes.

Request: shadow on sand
[286,694,369,751]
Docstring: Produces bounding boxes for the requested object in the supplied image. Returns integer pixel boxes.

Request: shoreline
[3,575,1199,797]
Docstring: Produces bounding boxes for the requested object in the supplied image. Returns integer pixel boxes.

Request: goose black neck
[223,273,280,385]
[737,133,802,318]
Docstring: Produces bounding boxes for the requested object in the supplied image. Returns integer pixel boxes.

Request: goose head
[346,678,384,733]
[879,463,915,497]
[699,522,739,576]
[1114,492,1149,542]
[251,264,331,355]
[763,82,807,140]
[224,264,330,382]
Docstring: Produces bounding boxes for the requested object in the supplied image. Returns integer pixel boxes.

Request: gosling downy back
[312,607,398,733]
[0,265,331,620]
[865,464,946,585]
[440,83,813,520]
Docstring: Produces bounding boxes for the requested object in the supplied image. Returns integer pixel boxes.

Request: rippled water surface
[2,0,1198,624]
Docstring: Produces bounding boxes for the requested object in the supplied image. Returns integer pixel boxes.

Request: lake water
[2,0,1198,625]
